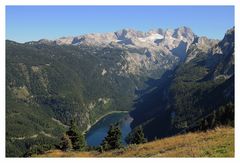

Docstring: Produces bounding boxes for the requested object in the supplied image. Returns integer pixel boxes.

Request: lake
[86,112,133,147]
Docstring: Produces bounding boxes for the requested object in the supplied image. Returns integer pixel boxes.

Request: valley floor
[36,126,234,157]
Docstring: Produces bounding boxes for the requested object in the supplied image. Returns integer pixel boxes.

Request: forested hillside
[6,41,142,156]
[130,28,234,140]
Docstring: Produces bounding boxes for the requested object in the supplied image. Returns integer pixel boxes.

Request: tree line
[181,102,234,133]
[59,120,147,152]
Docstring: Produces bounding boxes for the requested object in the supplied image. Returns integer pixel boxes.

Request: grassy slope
[37,126,234,157]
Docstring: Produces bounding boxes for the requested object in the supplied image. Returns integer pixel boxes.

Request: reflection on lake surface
[86,113,133,147]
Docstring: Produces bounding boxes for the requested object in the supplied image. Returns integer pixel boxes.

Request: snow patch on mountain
[101,69,107,76]
[138,33,163,42]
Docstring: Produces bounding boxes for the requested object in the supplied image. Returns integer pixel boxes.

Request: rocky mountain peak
[185,36,219,63]
[218,27,234,54]
[37,27,201,66]
[147,28,164,35]
[185,27,234,64]
[51,27,196,48]
[115,28,145,39]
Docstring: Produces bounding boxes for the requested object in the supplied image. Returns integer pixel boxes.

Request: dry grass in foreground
[37,126,234,157]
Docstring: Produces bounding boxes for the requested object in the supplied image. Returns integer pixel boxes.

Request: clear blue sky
[6,6,234,43]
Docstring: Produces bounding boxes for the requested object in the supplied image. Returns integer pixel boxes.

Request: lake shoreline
[84,110,129,134]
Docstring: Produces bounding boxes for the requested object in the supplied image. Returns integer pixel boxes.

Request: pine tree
[74,133,86,151]
[209,110,216,129]
[201,119,208,131]
[60,133,72,151]
[100,123,122,151]
[66,119,86,151]
[99,140,109,152]
[126,125,147,144]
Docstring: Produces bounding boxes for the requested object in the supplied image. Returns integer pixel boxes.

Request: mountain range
[32,27,209,75]
[6,27,234,157]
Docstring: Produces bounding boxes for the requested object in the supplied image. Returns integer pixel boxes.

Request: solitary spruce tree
[100,123,122,151]
[66,119,86,151]
[60,133,72,151]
